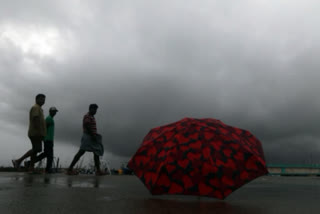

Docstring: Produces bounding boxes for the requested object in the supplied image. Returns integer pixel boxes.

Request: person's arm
[31,107,41,132]
[33,116,41,130]
[83,117,97,141]
[84,123,94,136]
[32,115,44,140]
[46,118,52,128]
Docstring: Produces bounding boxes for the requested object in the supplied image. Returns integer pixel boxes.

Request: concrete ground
[0,172,320,214]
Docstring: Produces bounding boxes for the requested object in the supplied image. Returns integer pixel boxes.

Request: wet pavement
[0,172,320,213]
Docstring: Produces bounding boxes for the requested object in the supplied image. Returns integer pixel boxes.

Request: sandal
[95,171,107,176]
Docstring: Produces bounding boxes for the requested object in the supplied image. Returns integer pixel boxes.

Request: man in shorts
[12,94,47,173]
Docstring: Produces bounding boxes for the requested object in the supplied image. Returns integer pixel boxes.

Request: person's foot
[45,169,54,174]
[66,170,79,176]
[27,170,42,174]
[27,167,42,174]
[12,160,20,169]
[95,171,107,176]
[27,166,34,172]
[24,161,31,169]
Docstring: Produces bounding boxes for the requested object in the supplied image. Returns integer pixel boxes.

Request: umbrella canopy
[128,117,268,199]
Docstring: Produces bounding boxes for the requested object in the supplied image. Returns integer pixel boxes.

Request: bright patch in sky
[1,24,60,57]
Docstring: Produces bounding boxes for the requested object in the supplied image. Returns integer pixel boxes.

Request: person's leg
[25,151,46,168]
[68,149,85,172]
[29,137,43,172]
[94,154,107,176]
[45,141,54,173]
[29,151,36,171]
[12,149,33,168]
[94,154,101,172]
[35,152,46,163]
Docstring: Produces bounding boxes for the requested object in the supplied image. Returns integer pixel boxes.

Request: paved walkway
[0,172,319,213]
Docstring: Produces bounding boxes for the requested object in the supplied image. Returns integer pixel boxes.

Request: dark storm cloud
[1,0,320,164]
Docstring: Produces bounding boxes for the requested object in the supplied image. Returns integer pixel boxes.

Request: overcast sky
[1,0,320,168]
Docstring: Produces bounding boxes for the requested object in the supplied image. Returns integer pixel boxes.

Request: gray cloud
[1,0,320,166]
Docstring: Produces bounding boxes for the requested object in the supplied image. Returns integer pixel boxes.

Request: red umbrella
[128,117,268,199]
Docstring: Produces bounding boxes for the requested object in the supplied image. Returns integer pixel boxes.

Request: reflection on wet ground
[19,173,116,189]
[0,173,320,213]
[123,199,263,214]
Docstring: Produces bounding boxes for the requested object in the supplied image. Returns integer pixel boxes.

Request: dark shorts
[29,136,43,153]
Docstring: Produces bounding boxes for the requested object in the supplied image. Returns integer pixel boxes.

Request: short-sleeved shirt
[45,115,55,141]
[83,113,97,135]
[28,104,46,137]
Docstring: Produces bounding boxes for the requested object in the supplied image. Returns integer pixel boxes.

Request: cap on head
[49,107,58,112]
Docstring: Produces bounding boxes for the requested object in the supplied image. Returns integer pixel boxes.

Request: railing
[267,164,320,176]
